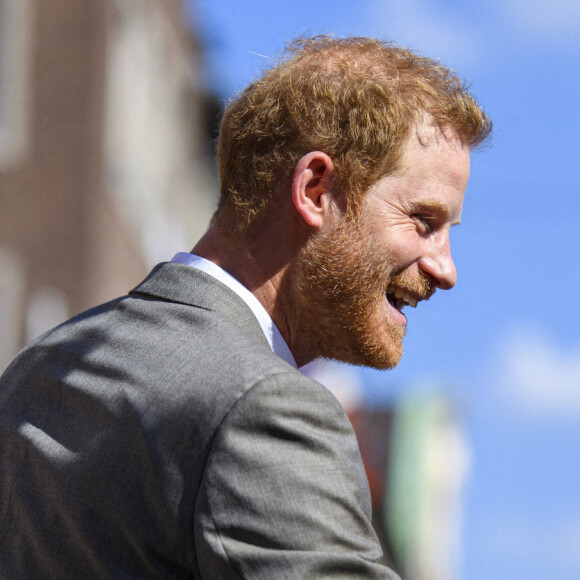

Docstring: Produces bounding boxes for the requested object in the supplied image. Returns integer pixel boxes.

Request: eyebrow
[410,198,462,226]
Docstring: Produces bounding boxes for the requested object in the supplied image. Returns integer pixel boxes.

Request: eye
[412,214,435,235]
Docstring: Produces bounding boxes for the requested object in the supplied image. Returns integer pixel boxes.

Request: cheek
[368,230,421,268]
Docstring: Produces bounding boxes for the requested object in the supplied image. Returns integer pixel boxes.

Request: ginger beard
[291,214,434,369]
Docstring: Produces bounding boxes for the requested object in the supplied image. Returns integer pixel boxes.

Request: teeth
[390,287,418,308]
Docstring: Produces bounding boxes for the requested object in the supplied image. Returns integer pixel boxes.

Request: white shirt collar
[172,252,297,369]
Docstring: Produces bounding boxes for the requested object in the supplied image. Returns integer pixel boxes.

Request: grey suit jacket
[0,262,399,579]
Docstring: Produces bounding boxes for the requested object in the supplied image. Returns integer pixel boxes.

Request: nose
[418,234,457,290]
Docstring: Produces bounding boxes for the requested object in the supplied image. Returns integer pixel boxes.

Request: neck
[192,219,303,359]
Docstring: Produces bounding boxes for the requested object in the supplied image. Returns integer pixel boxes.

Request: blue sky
[187,1,580,578]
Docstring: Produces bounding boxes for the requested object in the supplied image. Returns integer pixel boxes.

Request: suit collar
[130,262,270,350]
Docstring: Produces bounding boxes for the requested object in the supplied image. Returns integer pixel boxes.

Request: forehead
[399,122,471,182]
[362,122,471,219]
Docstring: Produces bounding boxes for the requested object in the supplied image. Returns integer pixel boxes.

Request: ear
[291,151,339,229]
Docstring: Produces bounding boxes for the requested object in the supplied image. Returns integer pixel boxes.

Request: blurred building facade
[0,0,216,370]
[306,361,470,580]
[385,393,470,580]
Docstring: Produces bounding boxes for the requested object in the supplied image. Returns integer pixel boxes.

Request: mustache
[389,270,436,301]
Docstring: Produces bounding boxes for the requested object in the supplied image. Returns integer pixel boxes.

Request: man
[0,36,491,578]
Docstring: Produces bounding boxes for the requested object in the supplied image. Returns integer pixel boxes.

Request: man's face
[292,123,470,369]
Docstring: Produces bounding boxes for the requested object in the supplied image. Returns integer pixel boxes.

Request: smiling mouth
[386,285,419,312]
